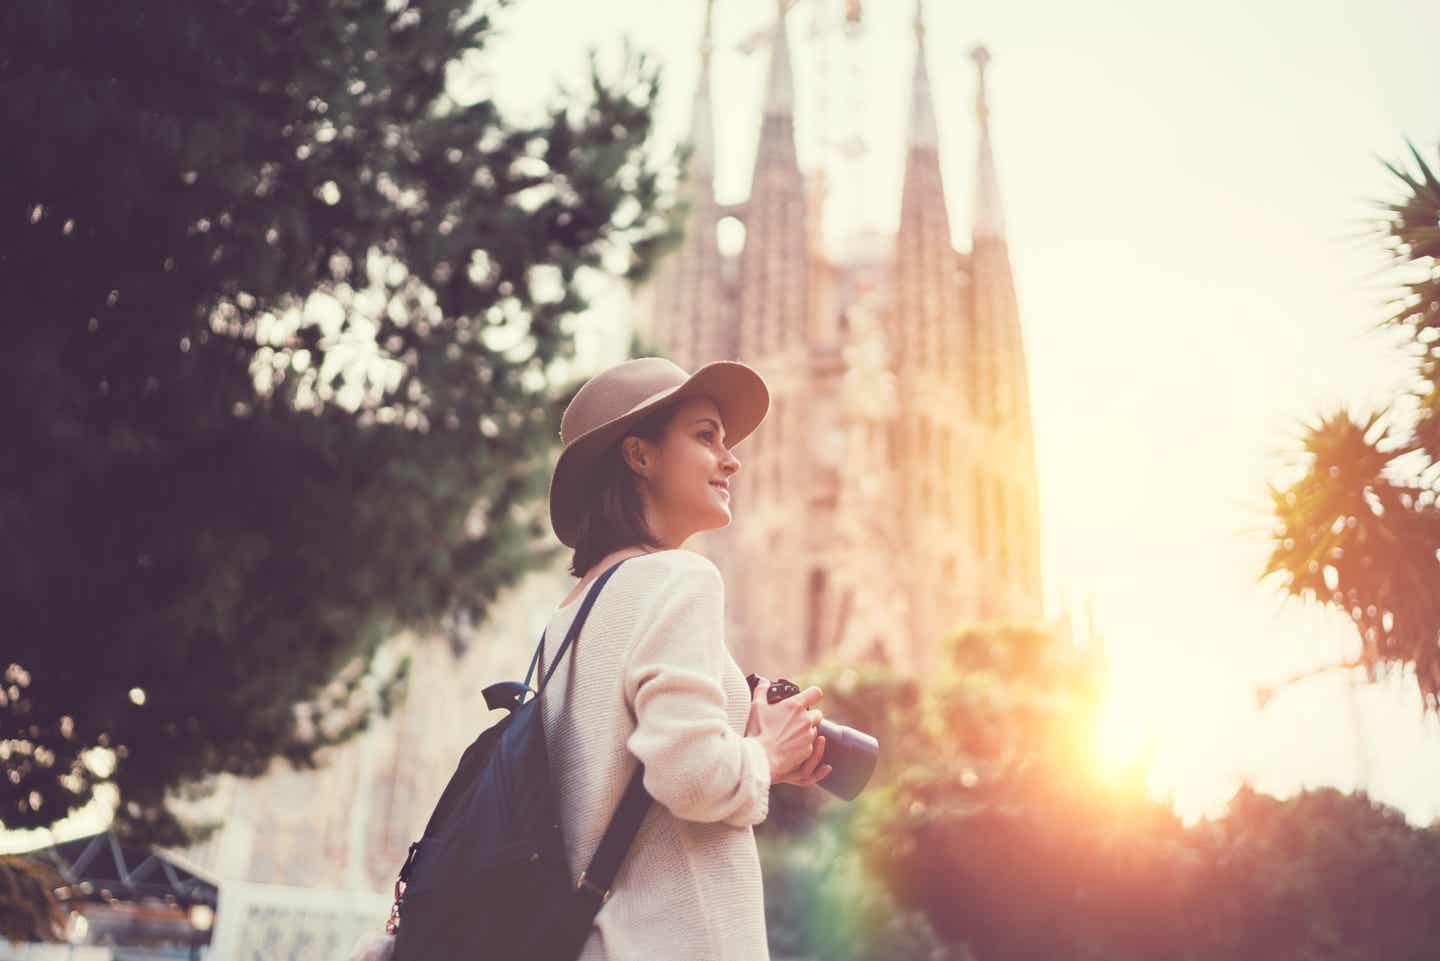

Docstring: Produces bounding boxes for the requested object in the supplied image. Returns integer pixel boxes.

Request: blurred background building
[643,0,1044,675]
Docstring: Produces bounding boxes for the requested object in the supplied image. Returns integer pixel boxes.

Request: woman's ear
[622,436,650,477]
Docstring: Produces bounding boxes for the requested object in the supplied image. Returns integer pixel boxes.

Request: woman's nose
[722,449,740,474]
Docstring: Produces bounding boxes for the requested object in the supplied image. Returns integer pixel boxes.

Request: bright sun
[1091,659,1168,783]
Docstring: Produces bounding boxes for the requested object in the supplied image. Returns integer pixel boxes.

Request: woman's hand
[745,678,834,787]
[772,731,832,787]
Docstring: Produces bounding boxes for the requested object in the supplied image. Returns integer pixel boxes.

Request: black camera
[745,674,880,801]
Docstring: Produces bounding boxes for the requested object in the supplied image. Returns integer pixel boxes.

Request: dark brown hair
[567,403,679,577]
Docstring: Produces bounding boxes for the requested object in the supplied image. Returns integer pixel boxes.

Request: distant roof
[23,832,218,907]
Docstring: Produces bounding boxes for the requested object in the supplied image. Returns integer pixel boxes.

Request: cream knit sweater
[536,549,773,961]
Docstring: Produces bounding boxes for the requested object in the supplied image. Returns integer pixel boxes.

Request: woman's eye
[700,431,715,443]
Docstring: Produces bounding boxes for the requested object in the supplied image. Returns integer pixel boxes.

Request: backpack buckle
[483,681,532,713]
[576,871,611,904]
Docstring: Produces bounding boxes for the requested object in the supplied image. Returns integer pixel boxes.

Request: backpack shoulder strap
[529,556,630,695]
[575,766,651,908]
[531,555,657,911]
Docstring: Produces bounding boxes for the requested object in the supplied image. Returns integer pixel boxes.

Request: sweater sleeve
[622,557,771,828]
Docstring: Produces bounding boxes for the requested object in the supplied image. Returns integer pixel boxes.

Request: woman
[540,356,830,961]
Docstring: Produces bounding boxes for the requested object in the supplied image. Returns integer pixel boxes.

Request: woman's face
[627,395,741,546]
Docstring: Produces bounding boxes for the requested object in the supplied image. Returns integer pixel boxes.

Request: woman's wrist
[743,733,781,778]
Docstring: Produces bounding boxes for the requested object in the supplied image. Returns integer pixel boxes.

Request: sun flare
[1090,663,1167,783]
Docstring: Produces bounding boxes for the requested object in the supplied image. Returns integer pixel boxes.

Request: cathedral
[643,0,1044,677]
[168,1,1048,935]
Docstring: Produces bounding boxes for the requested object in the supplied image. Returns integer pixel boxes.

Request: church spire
[688,0,717,178]
[738,0,808,359]
[907,0,938,150]
[762,0,796,118]
[972,44,1006,242]
[892,0,955,371]
[746,0,801,192]
[965,44,1042,619]
[637,0,727,368]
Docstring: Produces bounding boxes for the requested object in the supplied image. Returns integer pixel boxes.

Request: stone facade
[645,2,1045,678]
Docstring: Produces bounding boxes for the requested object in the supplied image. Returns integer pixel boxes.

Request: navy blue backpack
[388,558,652,960]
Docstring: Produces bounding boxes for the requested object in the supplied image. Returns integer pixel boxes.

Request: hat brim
[548,361,770,548]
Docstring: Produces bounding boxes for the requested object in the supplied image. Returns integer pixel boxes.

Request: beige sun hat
[548,357,770,547]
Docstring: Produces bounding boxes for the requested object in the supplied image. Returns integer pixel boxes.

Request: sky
[478,0,1440,824]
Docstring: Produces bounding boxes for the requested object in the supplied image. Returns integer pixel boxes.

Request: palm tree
[1263,144,1440,713]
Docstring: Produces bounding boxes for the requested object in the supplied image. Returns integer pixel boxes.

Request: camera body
[745,674,880,801]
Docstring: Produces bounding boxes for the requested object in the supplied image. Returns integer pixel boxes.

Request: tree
[755,663,965,961]
[851,622,1186,961]
[756,622,1126,961]
[0,0,675,841]
[792,625,1440,960]
[1263,143,1440,712]
[1187,786,1440,961]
